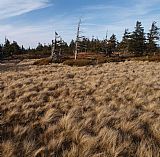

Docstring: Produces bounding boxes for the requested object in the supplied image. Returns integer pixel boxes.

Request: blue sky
[0,0,160,48]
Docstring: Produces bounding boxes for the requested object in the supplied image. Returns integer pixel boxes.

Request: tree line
[0,21,160,60]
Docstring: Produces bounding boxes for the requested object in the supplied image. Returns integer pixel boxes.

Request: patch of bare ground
[1,60,160,157]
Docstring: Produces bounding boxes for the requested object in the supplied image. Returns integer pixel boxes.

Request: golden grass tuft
[1,60,160,156]
[1,141,16,157]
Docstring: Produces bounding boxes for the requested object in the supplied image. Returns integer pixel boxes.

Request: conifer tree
[21,45,25,54]
[69,40,75,54]
[107,34,117,56]
[118,29,130,52]
[3,39,12,57]
[0,44,3,59]
[36,43,43,51]
[146,21,160,54]
[129,21,146,55]
[10,41,21,55]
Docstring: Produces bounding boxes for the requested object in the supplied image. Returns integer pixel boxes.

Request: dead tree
[75,19,88,60]
[51,32,63,63]
[75,19,81,60]
[105,30,109,55]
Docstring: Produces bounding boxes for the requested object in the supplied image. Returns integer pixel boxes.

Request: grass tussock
[1,60,160,157]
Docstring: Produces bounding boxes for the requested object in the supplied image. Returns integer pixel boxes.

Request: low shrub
[105,57,126,63]
[96,58,107,64]
[148,56,160,62]
[132,54,160,62]
[63,59,94,66]
[33,58,52,65]
[63,57,127,66]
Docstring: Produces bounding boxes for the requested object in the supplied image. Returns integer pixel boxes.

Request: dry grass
[1,60,160,157]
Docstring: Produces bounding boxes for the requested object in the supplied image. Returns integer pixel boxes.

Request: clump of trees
[71,21,160,56]
[0,39,22,59]
[147,21,160,54]
[0,21,159,60]
[118,21,160,56]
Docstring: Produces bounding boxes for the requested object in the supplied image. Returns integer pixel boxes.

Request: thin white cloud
[0,0,51,20]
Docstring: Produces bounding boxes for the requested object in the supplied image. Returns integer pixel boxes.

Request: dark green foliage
[117,21,160,55]
[69,40,75,54]
[128,21,146,55]
[35,43,51,55]
[80,38,89,52]
[146,21,160,54]
[90,37,98,52]
[10,41,21,55]
[0,44,3,60]
[107,34,117,56]
[21,45,25,51]
[3,39,12,57]
[1,39,24,58]
[117,29,130,52]
[28,43,51,58]
[36,43,44,51]
[91,38,102,52]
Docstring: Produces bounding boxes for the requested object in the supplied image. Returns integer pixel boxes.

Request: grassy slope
[1,60,160,157]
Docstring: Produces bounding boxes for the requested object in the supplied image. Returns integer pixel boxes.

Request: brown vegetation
[33,58,52,65]
[30,53,160,67]
[132,54,160,62]
[63,59,94,66]
[1,60,160,157]
[45,54,160,67]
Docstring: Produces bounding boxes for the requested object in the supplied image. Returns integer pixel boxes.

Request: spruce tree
[118,29,130,52]
[129,21,146,55]
[69,40,75,54]
[3,39,12,57]
[146,21,160,54]
[21,45,25,54]
[0,44,3,59]
[107,34,117,56]
[10,41,21,55]
[36,43,43,51]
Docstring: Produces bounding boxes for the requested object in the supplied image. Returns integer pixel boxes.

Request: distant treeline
[0,21,160,60]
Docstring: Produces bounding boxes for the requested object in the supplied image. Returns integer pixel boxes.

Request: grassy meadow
[1,59,160,157]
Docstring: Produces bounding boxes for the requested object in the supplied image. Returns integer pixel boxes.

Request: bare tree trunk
[75,19,81,60]
[51,32,62,63]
